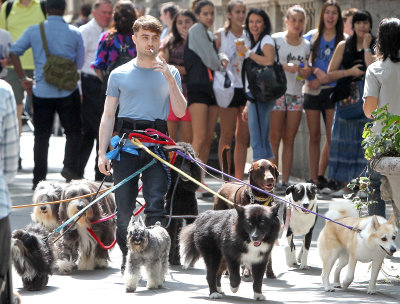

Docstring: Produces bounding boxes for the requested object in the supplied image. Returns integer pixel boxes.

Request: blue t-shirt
[107,59,182,121]
[304,29,336,87]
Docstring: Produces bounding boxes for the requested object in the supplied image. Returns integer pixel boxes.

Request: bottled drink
[296,62,305,81]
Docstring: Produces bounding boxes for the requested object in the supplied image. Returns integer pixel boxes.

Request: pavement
[8,131,400,304]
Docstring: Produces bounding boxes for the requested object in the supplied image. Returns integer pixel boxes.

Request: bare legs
[189,103,219,164]
[218,106,249,180]
[270,110,302,183]
[305,109,334,182]
[167,120,192,143]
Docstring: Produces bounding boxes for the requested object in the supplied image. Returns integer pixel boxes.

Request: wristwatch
[245,49,252,59]
[364,48,371,53]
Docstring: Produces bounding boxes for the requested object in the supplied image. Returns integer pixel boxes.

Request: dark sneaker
[317,175,329,190]
[61,168,82,182]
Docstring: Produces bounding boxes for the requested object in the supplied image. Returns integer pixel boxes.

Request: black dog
[165,142,202,265]
[179,204,280,301]
[11,224,55,291]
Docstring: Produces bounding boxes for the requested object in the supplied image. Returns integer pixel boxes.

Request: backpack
[39,22,79,91]
[101,36,133,94]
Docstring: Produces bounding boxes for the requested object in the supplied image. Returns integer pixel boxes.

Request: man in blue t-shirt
[98,15,187,273]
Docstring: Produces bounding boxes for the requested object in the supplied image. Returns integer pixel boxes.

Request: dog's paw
[324,285,335,292]
[78,258,95,271]
[333,282,341,288]
[367,287,377,294]
[254,292,266,301]
[57,260,75,274]
[266,271,276,279]
[299,263,309,270]
[126,286,136,293]
[216,286,225,295]
[342,279,352,290]
[94,258,108,269]
[209,292,223,299]
[230,285,239,293]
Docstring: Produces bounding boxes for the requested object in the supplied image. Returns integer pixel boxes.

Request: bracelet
[245,49,252,59]
[19,76,28,82]
[364,48,371,53]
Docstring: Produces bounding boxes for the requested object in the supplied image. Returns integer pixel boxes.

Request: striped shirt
[0,79,19,219]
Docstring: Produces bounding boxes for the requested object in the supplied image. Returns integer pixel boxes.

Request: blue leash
[52,159,157,235]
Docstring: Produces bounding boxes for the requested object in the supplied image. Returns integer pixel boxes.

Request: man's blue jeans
[113,149,168,256]
[247,101,275,160]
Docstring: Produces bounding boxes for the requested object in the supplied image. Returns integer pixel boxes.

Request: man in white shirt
[78,0,112,181]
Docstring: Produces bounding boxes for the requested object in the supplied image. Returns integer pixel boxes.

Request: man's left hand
[153,55,174,82]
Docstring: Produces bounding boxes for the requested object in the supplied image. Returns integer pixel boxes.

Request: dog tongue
[253,241,261,247]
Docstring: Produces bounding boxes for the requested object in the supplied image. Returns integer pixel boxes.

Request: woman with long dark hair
[159,10,196,143]
[327,9,376,197]
[93,0,137,80]
[302,0,344,190]
[363,17,400,217]
[239,8,275,162]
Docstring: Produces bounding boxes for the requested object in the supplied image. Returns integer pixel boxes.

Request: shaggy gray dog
[125,217,171,292]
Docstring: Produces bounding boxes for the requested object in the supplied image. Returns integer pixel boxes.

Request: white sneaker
[331,188,350,198]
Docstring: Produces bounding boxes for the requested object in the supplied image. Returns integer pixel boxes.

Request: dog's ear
[285,185,294,196]
[371,215,381,231]
[234,204,245,217]
[137,216,145,228]
[387,213,398,228]
[271,163,280,181]
[270,203,280,217]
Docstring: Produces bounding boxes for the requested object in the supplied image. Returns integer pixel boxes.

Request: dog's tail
[325,201,359,221]
[221,145,231,182]
[179,223,200,269]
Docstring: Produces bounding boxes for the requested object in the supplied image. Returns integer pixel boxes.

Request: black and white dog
[11,224,56,291]
[125,217,171,292]
[179,204,280,301]
[283,183,318,269]
[164,142,202,265]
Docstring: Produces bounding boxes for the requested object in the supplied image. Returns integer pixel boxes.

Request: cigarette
[149,49,154,54]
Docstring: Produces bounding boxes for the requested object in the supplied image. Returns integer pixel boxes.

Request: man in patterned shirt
[0,79,19,304]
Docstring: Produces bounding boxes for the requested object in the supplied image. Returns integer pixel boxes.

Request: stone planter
[374,157,400,225]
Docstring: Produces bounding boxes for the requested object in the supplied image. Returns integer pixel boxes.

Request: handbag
[242,38,287,103]
[213,70,234,108]
[336,81,366,120]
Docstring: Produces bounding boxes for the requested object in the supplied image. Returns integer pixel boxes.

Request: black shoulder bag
[242,38,287,103]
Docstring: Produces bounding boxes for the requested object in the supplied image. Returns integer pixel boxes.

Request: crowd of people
[0,0,399,204]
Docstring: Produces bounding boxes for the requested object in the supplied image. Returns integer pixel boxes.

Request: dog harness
[232,184,274,206]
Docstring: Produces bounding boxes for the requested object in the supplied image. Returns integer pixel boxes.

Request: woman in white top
[270,5,311,189]
[363,18,400,217]
[238,8,275,162]
[215,0,249,180]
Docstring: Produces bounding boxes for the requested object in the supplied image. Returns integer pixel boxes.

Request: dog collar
[249,189,274,206]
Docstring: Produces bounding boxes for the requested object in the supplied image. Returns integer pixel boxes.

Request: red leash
[87,227,117,250]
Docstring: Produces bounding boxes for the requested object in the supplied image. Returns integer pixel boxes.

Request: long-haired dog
[180,204,280,301]
[57,180,116,273]
[125,216,171,292]
[11,223,55,291]
[214,154,280,279]
[283,183,318,269]
[318,201,398,294]
[31,180,63,230]
[164,142,202,265]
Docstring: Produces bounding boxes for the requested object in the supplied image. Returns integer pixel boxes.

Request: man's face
[160,10,171,27]
[133,29,161,58]
[93,3,113,28]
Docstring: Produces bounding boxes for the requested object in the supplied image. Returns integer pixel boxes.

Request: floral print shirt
[92,31,136,71]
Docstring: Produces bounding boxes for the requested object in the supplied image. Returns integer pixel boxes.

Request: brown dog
[213,154,279,279]
[214,159,279,210]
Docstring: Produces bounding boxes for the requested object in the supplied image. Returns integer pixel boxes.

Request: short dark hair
[80,3,92,18]
[342,8,357,22]
[133,15,163,35]
[193,0,214,15]
[375,18,400,62]
[245,8,272,48]
[162,3,178,19]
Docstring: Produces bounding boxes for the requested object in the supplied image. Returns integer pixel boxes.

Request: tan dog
[318,202,398,294]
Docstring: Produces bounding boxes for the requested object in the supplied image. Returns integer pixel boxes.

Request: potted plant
[348,105,400,224]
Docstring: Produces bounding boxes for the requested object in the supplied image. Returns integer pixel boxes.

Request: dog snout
[251,229,261,241]
[303,203,309,209]
[390,246,397,254]
[40,205,47,211]
[76,204,85,211]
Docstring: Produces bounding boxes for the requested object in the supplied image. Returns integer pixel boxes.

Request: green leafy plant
[348,105,400,210]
